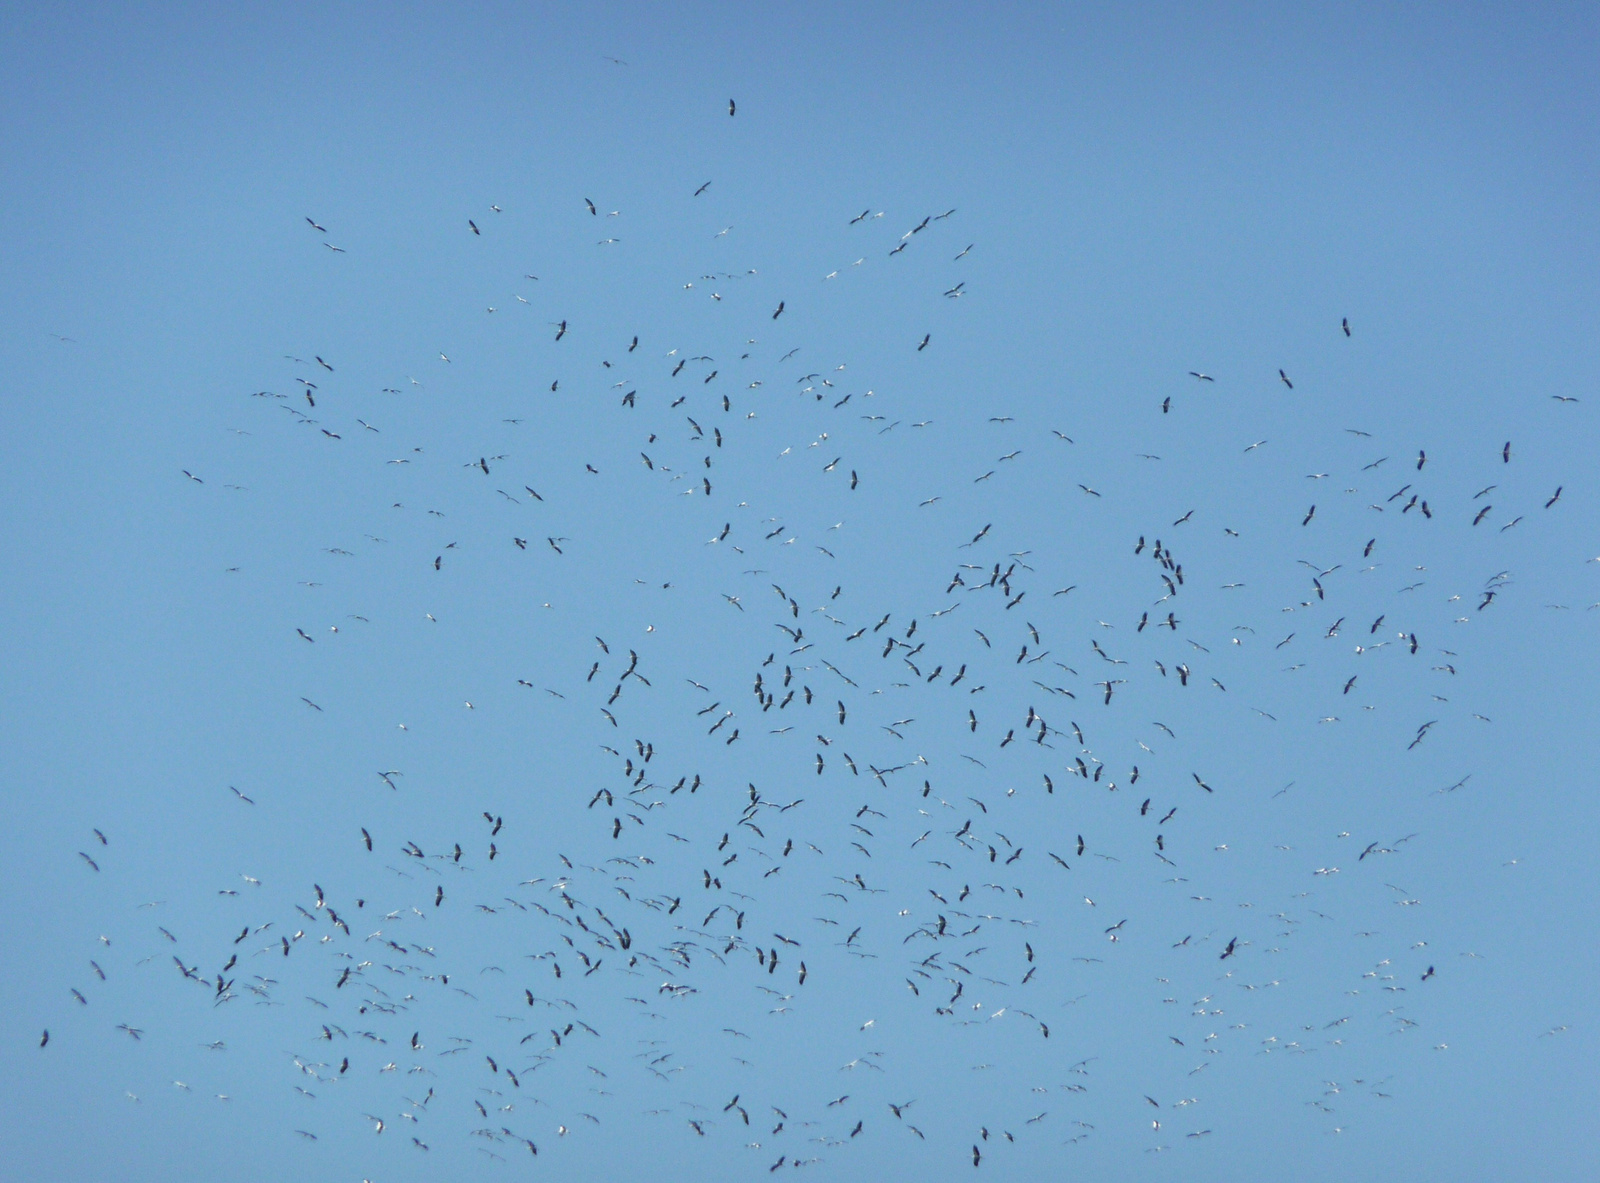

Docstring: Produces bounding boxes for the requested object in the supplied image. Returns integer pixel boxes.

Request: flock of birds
[43,98,1584,1177]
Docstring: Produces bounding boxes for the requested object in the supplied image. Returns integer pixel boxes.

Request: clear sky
[2,4,1596,1180]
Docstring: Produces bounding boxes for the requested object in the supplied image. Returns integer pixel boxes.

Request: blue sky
[2,4,1596,1180]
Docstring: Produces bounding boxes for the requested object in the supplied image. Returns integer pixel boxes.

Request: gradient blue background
[2,4,1596,1180]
